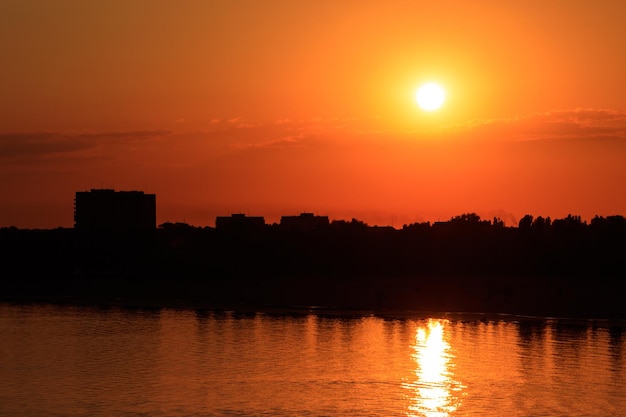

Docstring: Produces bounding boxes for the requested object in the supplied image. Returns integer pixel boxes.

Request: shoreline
[3,291,626,325]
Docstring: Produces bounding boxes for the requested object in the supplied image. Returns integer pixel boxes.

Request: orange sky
[1,1,626,228]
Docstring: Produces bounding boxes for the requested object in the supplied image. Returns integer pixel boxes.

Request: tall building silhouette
[74,189,156,230]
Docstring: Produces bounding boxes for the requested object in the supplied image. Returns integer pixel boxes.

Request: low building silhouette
[74,189,156,231]
[280,212,329,231]
[215,213,265,230]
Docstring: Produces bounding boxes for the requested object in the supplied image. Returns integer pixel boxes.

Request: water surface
[0,303,624,416]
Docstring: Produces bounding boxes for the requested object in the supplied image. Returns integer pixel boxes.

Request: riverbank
[2,222,625,320]
[2,273,625,320]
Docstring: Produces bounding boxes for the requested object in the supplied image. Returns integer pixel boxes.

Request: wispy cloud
[460,108,626,142]
[218,117,361,150]
[229,133,304,150]
[234,122,259,129]
[0,130,172,159]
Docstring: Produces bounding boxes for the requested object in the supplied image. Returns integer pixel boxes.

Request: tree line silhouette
[1,213,625,318]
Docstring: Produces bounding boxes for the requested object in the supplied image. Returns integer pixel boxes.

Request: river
[0,303,624,416]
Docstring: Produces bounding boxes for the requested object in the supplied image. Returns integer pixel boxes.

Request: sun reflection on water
[404,319,464,417]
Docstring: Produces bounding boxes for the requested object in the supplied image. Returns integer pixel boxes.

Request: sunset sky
[2,1,626,228]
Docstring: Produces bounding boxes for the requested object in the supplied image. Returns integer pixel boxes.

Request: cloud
[195,116,353,151]
[0,132,90,158]
[0,130,172,159]
[461,108,626,142]
[234,123,259,129]
[74,130,171,141]
[229,133,304,150]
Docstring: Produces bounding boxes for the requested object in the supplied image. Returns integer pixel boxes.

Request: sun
[416,83,445,111]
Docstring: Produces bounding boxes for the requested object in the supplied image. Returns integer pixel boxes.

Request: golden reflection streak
[404,319,463,417]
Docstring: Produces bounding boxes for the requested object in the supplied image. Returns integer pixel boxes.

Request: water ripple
[0,304,625,416]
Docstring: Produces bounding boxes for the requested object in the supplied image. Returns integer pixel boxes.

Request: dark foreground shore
[2,217,626,319]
